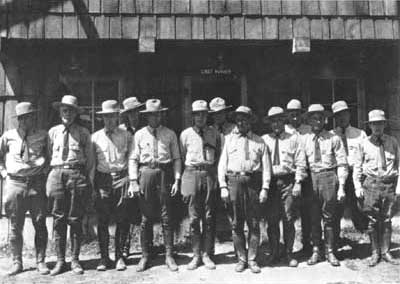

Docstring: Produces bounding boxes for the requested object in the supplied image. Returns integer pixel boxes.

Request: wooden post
[240,74,248,106]
[182,75,192,129]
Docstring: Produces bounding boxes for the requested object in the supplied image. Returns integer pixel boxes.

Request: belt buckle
[110,172,117,177]
[240,171,246,176]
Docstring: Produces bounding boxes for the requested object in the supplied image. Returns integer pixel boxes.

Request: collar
[312,129,328,139]
[370,134,386,145]
[148,125,162,131]
[193,125,207,133]
[233,127,251,138]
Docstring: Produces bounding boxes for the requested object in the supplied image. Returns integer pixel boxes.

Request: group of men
[0,94,399,277]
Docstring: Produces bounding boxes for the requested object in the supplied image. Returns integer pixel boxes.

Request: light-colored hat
[332,100,350,114]
[14,102,37,117]
[286,99,303,111]
[209,97,232,113]
[140,99,168,113]
[96,100,120,115]
[366,109,387,123]
[304,104,332,118]
[192,100,209,112]
[232,106,256,120]
[52,95,83,114]
[121,97,144,114]
[263,106,286,123]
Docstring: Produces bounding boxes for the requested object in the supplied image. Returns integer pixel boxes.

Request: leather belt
[52,164,84,170]
[97,169,127,178]
[185,165,214,171]
[227,170,254,177]
[311,167,336,174]
[7,174,37,183]
[139,162,171,170]
[365,175,397,184]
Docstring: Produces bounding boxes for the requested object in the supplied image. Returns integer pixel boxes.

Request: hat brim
[232,111,258,123]
[140,107,169,113]
[208,105,233,113]
[364,119,387,124]
[12,109,37,118]
[332,107,351,115]
[262,113,287,124]
[96,110,120,115]
[53,102,83,114]
[286,108,305,113]
[192,109,209,113]
[303,110,332,119]
[120,103,145,114]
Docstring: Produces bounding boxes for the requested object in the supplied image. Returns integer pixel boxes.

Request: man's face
[147,112,162,128]
[193,111,207,129]
[60,106,77,126]
[18,112,35,131]
[287,110,302,128]
[369,121,385,137]
[308,112,325,133]
[127,110,139,128]
[270,116,285,136]
[102,113,119,131]
[235,113,251,134]
[212,111,226,125]
[334,110,351,129]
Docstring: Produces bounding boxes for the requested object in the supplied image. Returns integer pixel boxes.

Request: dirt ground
[0,219,399,284]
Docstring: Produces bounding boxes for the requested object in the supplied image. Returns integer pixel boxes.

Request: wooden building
[0,0,399,212]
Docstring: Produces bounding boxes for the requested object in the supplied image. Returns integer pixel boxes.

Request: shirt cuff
[175,173,181,180]
[219,180,227,188]
[262,181,270,190]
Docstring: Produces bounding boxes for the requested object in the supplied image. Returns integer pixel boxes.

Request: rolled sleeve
[261,143,272,189]
[127,133,136,180]
[333,135,348,185]
[294,137,307,182]
[218,140,229,188]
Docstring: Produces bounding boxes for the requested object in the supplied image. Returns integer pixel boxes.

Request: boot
[97,257,113,271]
[287,253,298,268]
[136,256,149,272]
[137,226,151,272]
[165,250,178,272]
[50,261,67,276]
[9,233,23,275]
[202,253,216,270]
[235,260,247,273]
[35,227,49,275]
[325,227,340,267]
[266,227,280,265]
[7,262,23,276]
[248,260,261,274]
[116,258,127,271]
[187,256,201,270]
[97,224,112,271]
[307,246,322,265]
[50,230,67,276]
[115,224,127,271]
[381,223,400,265]
[71,230,84,275]
[367,228,380,267]
[37,262,50,275]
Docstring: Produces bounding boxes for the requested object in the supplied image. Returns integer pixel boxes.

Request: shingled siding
[0,0,399,40]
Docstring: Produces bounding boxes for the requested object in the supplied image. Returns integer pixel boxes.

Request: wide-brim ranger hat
[286,99,304,112]
[209,97,232,113]
[120,97,144,114]
[263,106,287,123]
[232,106,257,121]
[303,104,332,119]
[365,109,387,123]
[192,100,209,113]
[332,100,351,115]
[139,99,168,113]
[96,100,120,115]
[52,95,83,114]
[13,102,37,117]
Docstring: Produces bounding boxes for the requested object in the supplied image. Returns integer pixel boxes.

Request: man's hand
[221,187,229,203]
[355,186,364,199]
[127,180,140,198]
[292,182,302,198]
[337,184,346,202]
[0,169,7,179]
[171,179,180,197]
[259,188,268,203]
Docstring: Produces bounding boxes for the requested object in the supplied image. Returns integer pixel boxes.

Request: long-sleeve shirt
[353,134,400,192]
[180,126,220,167]
[48,123,94,172]
[285,124,311,136]
[132,125,181,180]
[0,128,48,176]
[91,127,135,179]
[262,131,307,182]
[218,127,272,189]
[302,130,348,185]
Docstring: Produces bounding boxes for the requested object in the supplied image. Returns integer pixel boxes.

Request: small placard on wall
[292,37,311,54]
[139,37,155,53]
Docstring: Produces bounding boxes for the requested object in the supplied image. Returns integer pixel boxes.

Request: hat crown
[268,106,284,117]
[209,97,227,111]
[308,104,325,113]
[61,95,79,107]
[368,109,386,122]
[332,100,349,114]
[235,105,253,115]
[287,99,302,110]
[123,97,141,109]
[192,100,208,112]
[101,100,119,112]
[15,102,35,116]
[145,99,162,111]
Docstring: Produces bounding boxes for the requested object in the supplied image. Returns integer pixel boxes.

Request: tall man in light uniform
[353,110,400,266]
[0,102,50,276]
[262,107,307,267]
[302,104,348,267]
[91,100,135,271]
[331,100,368,247]
[47,95,94,276]
[218,106,272,273]
[129,99,182,272]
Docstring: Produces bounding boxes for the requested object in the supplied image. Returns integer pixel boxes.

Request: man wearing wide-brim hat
[91,100,135,272]
[302,104,348,267]
[209,97,235,147]
[218,106,272,273]
[285,99,311,135]
[180,100,220,270]
[0,102,50,276]
[129,99,182,272]
[46,95,94,276]
[330,100,368,248]
[262,107,306,267]
[353,109,400,266]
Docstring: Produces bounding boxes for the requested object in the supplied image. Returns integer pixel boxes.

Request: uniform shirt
[285,124,311,136]
[0,128,48,176]
[119,124,136,136]
[48,123,94,172]
[132,125,181,179]
[330,125,367,168]
[302,130,348,185]
[92,127,135,179]
[262,131,307,182]
[213,122,235,149]
[218,127,272,189]
[180,126,220,167]
[353,134,400,191]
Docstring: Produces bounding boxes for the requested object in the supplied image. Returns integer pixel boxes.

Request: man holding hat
[218,106,272,273]
[91,100,135,271]
[331,100,368,247]
[262,107,307,267]
[0,102,50,276]
[47,95,94,275]
[129,99,182,272]
[353,109,400,266]
[180,100,220,270]
[302,104,348,267]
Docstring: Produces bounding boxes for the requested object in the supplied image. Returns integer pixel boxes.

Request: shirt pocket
[140,141,153,159]
[321,141,334,164]
[282,149,295,164]
[69,141,82,157]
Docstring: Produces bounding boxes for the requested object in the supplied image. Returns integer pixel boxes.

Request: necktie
[376,136,387,171]
[313,134,321,163]
[106,130,116,163]
[20,132,29,162]
[273,136,280,166]
[241,132,249,161]
[62,127,70,161]
[199,128,206,161]
[340,127,349,156]
[152,128,158,160]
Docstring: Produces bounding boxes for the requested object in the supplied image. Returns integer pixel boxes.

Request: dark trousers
[46,168,89,261]
[300,176,312,247]
[5,174,48,264]
[138,166,174,257]
[333,169,368,242]
[182,168,216,257]
[266,175,297,256]
[309,170,338,249]
[94,171,131,260]
[226,173,261,263]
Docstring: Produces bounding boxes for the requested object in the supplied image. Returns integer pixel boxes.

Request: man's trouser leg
[266,180,281,262]
[96,195,111,261]
[280,179,296,258]
[245,175,261,263]
[300,176,312,250]
[202,172,216,257]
